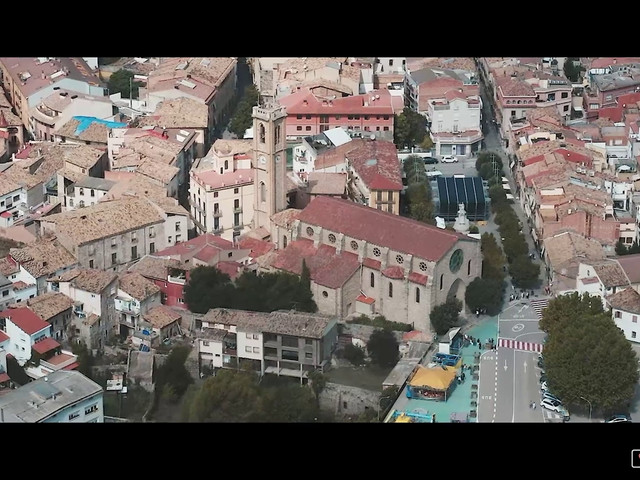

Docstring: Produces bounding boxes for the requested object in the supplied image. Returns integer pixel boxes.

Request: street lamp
[579,396,592,422]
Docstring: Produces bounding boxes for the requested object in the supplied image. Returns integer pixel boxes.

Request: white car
[441,155,458,163]
[540,397,565,413]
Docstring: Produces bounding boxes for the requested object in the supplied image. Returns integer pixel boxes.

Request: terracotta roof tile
[381,266,404,279]
[26,292,74,321]
[606,288,640,315]
[297,196,472,262]
[118,271,160,300]
[142,305,181,329]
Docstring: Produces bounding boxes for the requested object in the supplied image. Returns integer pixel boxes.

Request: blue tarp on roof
[72,116,127,135]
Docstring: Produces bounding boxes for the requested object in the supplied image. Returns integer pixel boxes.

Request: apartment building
[30,88,116,141]
[0,370,104,423]
[48,268,118,350]
[189,139,254,241]
[278,87,396,141]
[404,66,479,116]
[115,271,161,338]
[140,57,237,149]
[0,57,107,135]
[24,292,74,342]
[9,238,78,294]
[1,306,52,365]
[37,197,177,272]
[427,92,483,158]
[198,308,339,382]
[128,255,191,309]
[64,176,117,211]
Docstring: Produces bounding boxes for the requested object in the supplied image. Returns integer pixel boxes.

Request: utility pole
[491,153,501,181]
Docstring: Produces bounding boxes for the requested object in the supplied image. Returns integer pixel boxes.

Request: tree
[71,340,94,379]
[182,369,261,422]
[183,266,236,313]
[615,239,629,255]
[257,379,320,422]
[6,354,31,386]
[563,58,583,83]
[107,69,142,99]
[307,370,327,405]
[154,345,193,402]
[540,292,639,413]
[393,108,427,148]
[508,254,540,289]
[465,277,504,315]
[469,225,479,234]
[430,297,463,336]
[366,329,399,368]
[343,344,366,366]
[480,233,506,282]
[228,84,260,138]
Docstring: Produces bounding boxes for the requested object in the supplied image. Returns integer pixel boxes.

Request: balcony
[233,206,243,214]
[213,226,224,234]
[115,298,140,315]
[168,274,186,285]
[213,210,222,218]
[233,223,244,231]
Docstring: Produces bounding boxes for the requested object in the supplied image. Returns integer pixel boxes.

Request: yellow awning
[409,365,457,390]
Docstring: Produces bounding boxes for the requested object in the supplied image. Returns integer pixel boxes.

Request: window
[415,287,420,303]
[260,182,266,203]
[396,255,404,264]
[297,126,302,131]
[633,331,637,339]
[176,234,181,242]
[615,311,622,318]
[150,243,155,254]
[234,188,239,194]
[245,346,252,353]
[388,282,393,298]
[306,226,314,236]
[561,92,568,99]
[253,333,259,340]
[253,347,260,353]
[90,189,95,197]
[305,126,311,131]
[297,114,302,120]
[79,188,84,196]
[563,105,569,112]
[68,411,80,421]
[111,253,117,265]
[168,236,172,243]
[373,247,381,257]
[89,260,94,268]
[2,290,8,297]
[468,260,472,275]
[214,191,219,198]
[377,191,382,202]
[131,246,137,259]
[440,274,444,290]
[328,233,336,243]
[202,341,209,346]
[370,272,375,288]
[419,262,428,272]
[322,291,328,298]
[350,240,358,250]
[246,333,252,339]
[84,404,98,415]
[305,352,313,359]
[634,316,638,323]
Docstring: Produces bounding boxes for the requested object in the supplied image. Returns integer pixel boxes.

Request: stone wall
[318,381,381,418]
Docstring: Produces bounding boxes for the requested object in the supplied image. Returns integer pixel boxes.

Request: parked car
[541,392,561,403]
[604,414,632,423]
[423,157,439,164]
[537,355,544,369]
[541,397,565,413]
[540,380,549,393]
[441,155,458,163]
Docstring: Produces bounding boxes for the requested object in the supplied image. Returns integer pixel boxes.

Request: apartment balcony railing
[213,210,222,218]
[168,275,186,285]
[233,223,243,231]
[233,207,243,214]
[213,226,223,234]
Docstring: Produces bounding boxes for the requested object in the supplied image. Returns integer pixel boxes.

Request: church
[246,101,481,332]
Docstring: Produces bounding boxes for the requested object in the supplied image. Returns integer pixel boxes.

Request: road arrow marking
[523,361,527,373]
[504,360,508,371]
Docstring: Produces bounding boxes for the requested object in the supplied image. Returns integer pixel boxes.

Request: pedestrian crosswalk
[498,337,543,353]
[530,298,549,319]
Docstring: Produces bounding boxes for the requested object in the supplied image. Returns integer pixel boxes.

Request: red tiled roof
[297,196,470,262]
[279,88,394,115]
[272,238,360,289]
[0,330,9,342]
[362,258,381,270]
[32,337,60,354]
[5,307,49,335]
[216,260,242,280]
[408,272,428,285]
[237,237,274,259]
[381,266,405,279]
[63,362,80,371]
[192,169,253,190]
[580,277,600,285]
[346,139,403,191]
[356,294,375,304]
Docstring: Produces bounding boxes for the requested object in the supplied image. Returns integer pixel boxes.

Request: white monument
[453,203,470,234]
